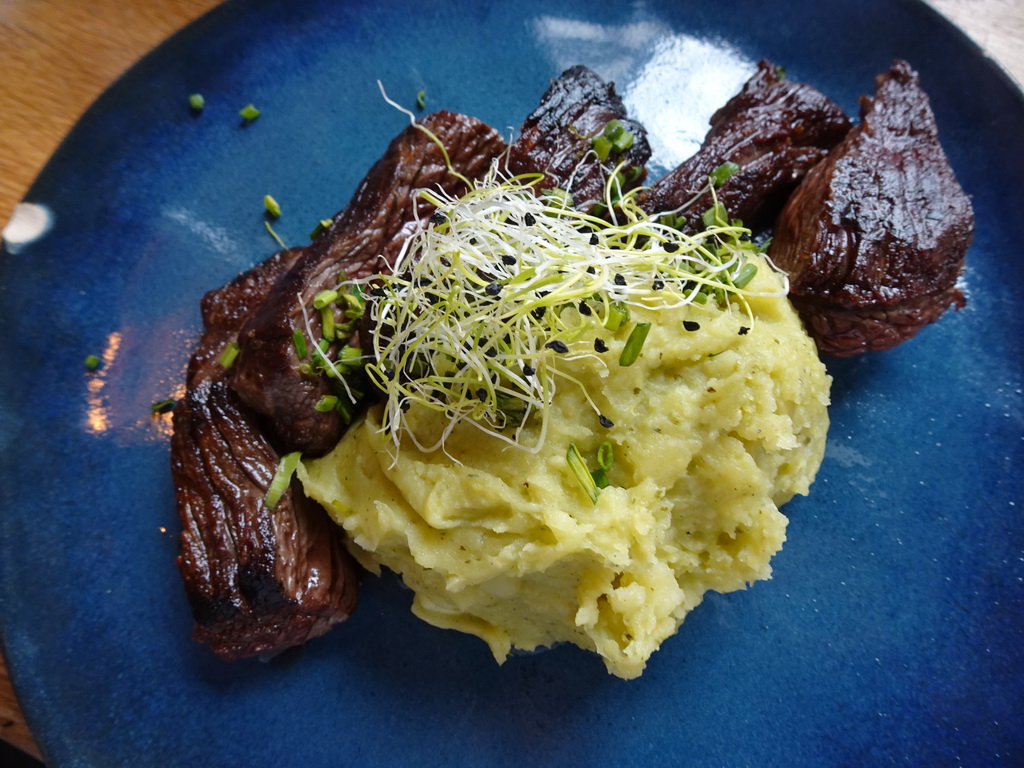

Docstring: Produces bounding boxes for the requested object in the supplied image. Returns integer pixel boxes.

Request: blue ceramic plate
[2,0,1022,765]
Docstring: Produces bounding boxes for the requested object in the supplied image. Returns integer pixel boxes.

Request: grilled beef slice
[769,60,974,357]
[230,111,506,456]
[507,65,651,210]
[171,250,359,660]
[637,61,850,231]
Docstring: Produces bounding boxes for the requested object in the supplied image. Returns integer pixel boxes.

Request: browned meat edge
[637,60,851,231]
[171,249,359,660]
[230,111,507,456]
[769,59,975,357]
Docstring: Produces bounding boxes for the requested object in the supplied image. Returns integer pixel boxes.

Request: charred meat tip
[507,65,652,213]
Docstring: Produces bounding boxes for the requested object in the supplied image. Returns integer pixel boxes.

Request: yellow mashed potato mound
[299,255,830,679]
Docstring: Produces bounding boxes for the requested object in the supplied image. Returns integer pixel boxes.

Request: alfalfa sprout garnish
[336,162,786,457]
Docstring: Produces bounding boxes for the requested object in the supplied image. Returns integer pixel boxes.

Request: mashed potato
[299,254,830,679]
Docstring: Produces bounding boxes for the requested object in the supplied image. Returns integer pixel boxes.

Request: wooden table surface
[1,0,1022,762]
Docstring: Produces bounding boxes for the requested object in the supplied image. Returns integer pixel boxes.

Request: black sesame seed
[614,274,626,286]
[485,282,502,296]
[545,340,569,354]
[429,211,447,225]
[594,338,608,353]
[587,265,596,274]
[523,212,536,226]
[664,242,680,253]
[522,364,536,376]
[476,388,488,402]
[400,399,411,412]
[501,254,516,266]
[599,415,614,428]
[683,320,701,332]
[578,301,592,316]
[589,234,599,246]
[652,279,665,290]
[738,326,750,335]
[531,306,547,320]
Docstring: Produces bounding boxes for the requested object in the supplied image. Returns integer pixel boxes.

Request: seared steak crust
[172,250,359,660]
[769,60,974,356]
[507,65,651,210]
[230,111,506,456]
[637,61,850,231]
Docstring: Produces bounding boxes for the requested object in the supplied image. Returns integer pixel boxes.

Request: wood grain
[0,0,1021,763]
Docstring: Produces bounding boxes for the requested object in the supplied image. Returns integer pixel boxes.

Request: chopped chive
[310,218,333,240]
[702,202,729,229]
[544,187,572,209]
[84,354,101,371]
[188,93,205,112]
[320,306,336,341]
[416,90,426,110]
[733,262,758,289]
[710,161,740,187]
[265,451,301,510]
[611,127,635,152]
[567,442,599,504]
[263,194,281,218]
[591,468,610,489]
[313,289,339,309]
[315,395,339,412]
[597,441,614,471]
[151,398,176,414]
[336,345,363,372]
[660,213,686,231]
[591,134,613,162]
[604,301,630,331]
[264,220,287,249]
[239,103,261,122]
[619,323,652,366]
[292,328,308,359]
[219,342,240,369]
[336,398,354,424]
